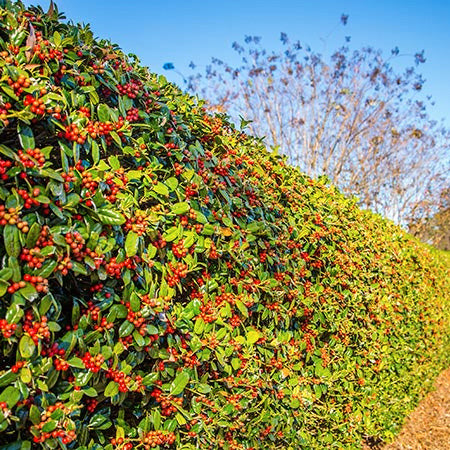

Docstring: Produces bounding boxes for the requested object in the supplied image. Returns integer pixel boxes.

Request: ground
[382,368,450,449]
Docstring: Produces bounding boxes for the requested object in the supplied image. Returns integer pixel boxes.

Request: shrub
[0,2,448,449]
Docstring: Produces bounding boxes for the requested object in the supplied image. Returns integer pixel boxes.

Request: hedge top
[0,2,448,449]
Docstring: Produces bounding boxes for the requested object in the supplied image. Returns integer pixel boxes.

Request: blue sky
[25,0,450,126]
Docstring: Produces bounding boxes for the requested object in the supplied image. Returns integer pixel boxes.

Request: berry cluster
[0,206,26,227]
[23,312,50,344]
[31,403,76,445]
[18,148,46,168]
[109,438,133,449]
[86,120,117,140]
[150,389,183,416]
[56,256,73,275]
[17,188,41,209]
[23,92,47,115]
[117,79,142,98]
[123,301,146,332]
[166,262,188,287]
[182,351,200,369]
[41,342,65,358]
[86,398,98,413]
[0,101,12,126]
[124,209,149,236]
[23,274,49,293]
[60,123,86,144]
[105,368,132,393]
[172,240,187,259]
[62,169,77,191]
[125,107,140,122]
[91,63,105,74]
[173,162,184,176]
[65,231,85,256]
[105,257,136,278]
[7,74,31,95]
[78,106,91,118]
[80,170,98,194]
[0,319,17,338]
[94,317,114,332]
[102,170,128,202]
[53,357,69,371]
[82,352,105,373]
[141,430,176,448]
[84,301,100,321]
[20,247,45,269]
[10,360,26,373]
[0,402,9,417]
[184,183,198,199]
[0,158,12,180]
[31,39,63,62]
[6,280,26,295]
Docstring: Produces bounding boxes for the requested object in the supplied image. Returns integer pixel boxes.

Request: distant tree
[183,24,450,226]
[409,188,450,251]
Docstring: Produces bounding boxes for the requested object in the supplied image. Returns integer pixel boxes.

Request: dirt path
[382,368,450,450]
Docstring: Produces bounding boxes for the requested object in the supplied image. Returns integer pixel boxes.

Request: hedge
[0,2,448,449]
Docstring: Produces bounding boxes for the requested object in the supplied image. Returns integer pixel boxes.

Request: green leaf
[9,256,21,282]
[153,409,161,430]
[1,85,18,101]
[29,404,41,424]
[53,30,61,47]
[35,195,51,204]
[246,330,261,345]
[36,260,57,279]
[194,317,205,335]
[64,193,81,208]
[26,222,41,248]
[97,104,110,122]
[0,268,13,282]
[0,371,17,388]
[104,381,119,398]
[67,357,85,369]
[92,140,100,164]
[71,261,88,275]
[47,321,61,332]
[202,224,215,235]
[97,207,126,225]
[17,284,38,302]
[171,202,190,215]
[4,225,21,257]
[147,244,157,259]
[0,144,18,160]
[42,420,57,433]
[133,330,145,347]
[0,280,8,297]
[110,131,121,146]
[170,370,190,396]
[0,386,20,408]
[235,300,248,318]
[0,441,31,450]
[6,303,24,324]
[165,177,179,191]
[231,358,241,370]
[17,123,35,149]
[19,335,36,358]
[153,182,169,197]
[119,320,134,337]
[125,231,139,257]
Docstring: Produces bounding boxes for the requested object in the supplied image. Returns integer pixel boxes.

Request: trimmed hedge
[0,2,448,449]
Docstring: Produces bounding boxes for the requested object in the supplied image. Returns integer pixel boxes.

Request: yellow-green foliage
[0,2,448,449]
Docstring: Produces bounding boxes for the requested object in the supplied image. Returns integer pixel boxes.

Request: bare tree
[409,188,450,250]
[184,30,450,226]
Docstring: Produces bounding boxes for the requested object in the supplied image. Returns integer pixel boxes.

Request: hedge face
[0,2,448,449]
